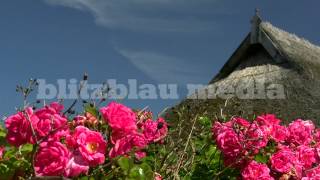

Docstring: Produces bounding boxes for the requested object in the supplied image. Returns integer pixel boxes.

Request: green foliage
[99,157,154,180]
[188,117,240,179]
[254,153,268,164]
[84,103,99,118]
[146,113,241,179]
[0,145,32,179]
[0,126,6,146]
[20,144,33,154]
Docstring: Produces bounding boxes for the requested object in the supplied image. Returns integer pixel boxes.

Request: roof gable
[210,14,320,84]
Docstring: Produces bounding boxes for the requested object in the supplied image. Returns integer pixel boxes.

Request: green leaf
[254,153,268,164]
[138,163,153,179]
[84,104,99,117]
[199,116,211,126]
[129,166,145,180]
[20,144,33,154]
[117,157,131,173]
[0,131,6,138]
[13,158,31,169]
[0,163,15,180]
[4,147,17,159]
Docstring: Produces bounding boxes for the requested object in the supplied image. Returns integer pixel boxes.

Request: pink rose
[287,119,315,145]
[64,150,89,177]
[212,121,243,140]
[49,102,64,113]
[241,161,274,180]
[100,102,137,133]
[221,117,250,134]
[135,151,147,160]
[143,118,168,143]
[34,141,69,176]
[270,148,299,173]
[73,126,107,166]
[214,126,244,166]
[270,124,288,142]
[303,165,320,179]
[73,115,86,126]
[245,122,268,151]
[230,117,251,128]
[313,128,320,142]
[297,145,316,169]
[212,122,226,140]
[109,133,147,159]
[256,114,281,127]
[314,143,320,162]
[216,128,242,156]
[34,102,67,138]
[255,114,287,142]
[47,127,70,142]
[5,107,37,146]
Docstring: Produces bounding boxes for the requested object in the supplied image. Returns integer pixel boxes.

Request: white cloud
[44,0,218,32]
[117,49,207,83]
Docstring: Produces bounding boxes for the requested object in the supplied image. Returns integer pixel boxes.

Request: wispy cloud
[44,0,219,32]
[43,0,219,84]
[117,49,208,83]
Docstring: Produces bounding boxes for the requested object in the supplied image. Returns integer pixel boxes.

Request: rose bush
[0,101,167,179]
[212,114,320,179]
[3,79,320,179]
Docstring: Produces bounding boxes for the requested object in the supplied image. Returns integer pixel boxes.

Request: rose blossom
[215,128,242,156]
[73,115,86,126]
[256,114,281,127]
[302,165,320,179]
[287,119,315,145]
[255,114,288,142]
[64,150,89,177]
[245,122,268,151]
[109,133,147,159]
[270,148,299,174]
[230,117,251,129]
[46,127,71,142]
[213,125,245,166]
[212,121,243,140]
[313,128,320,142]
[5,107,37,146]
[135,151,147,160]
[270,124,288,142]
[73,113,98,126]
[212,122,226,140]
[100,102,137,133]
[34,141,69,176]
[143,118,168,143]
[34,102,68,138]
[241,161,274,180]
[296,145,316,169]
[73,126,107,166]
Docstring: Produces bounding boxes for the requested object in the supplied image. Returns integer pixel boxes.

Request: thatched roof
[166,14,320,125]
[211,16,320,84]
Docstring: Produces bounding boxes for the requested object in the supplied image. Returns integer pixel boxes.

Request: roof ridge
[260,22,320,52]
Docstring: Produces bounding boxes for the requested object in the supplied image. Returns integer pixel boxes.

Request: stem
[174,114,198,179]
[63,75,87,115]
[22,110,38,176]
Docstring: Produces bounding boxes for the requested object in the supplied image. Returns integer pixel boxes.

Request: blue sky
[0,0,319,118]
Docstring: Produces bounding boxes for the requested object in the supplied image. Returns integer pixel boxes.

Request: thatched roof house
[168,13,320,125]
